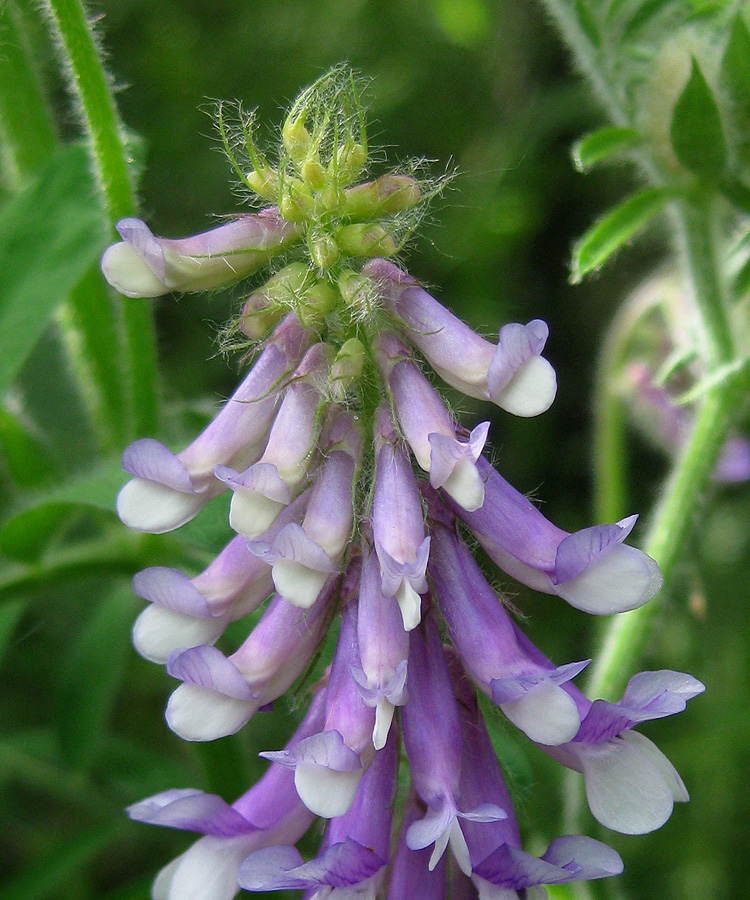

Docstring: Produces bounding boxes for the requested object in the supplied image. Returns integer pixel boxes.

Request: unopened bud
[301,159,327,191]
[239,262,309,339]
[282,116,312,164]
[309,232,340,269]
[337,223,398,258]
[299,280,336,327]
[334,142,367,184]
[247,168,279,201]
[343,175,421,221]
[330,338,366,400]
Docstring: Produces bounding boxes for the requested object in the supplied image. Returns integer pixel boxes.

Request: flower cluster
[103,70,704,900]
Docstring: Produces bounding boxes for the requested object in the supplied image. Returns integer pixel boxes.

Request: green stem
[43,0,159,438]
[588,370,748,699]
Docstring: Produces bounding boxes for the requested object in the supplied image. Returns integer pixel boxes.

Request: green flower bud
[299,280,336,327]
[337,223,398,258]
[343,174,422,221]
[282,115,312,164]
[334,142,367,184]
[330,337,366,400]
[239,262,310,339]
[247,168,280,202]
[309,232,340,269]
[301,159,327,191]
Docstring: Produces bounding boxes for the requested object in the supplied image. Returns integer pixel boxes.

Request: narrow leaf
[670,59,727,178]
[0,457,125,561]
[0,598,27,666]
[0,404,58,489]
[573,126,641,171]
[0,144,108,395]
[57,587,135,770]
[571,188,671,282]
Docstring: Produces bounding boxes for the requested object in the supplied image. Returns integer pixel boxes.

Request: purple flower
[216,343,331,538]
[101,209,301,298]
[351,540,409,750]
[126,687,325,900]
[238,727,397,894]
[449,656,623,895]
[365,258,557,417]
[131,493,309,662]
[164,576,337,741]
[445,457,663,614]
[117,314,309,533]
[401,614,506,876]
[376,331,489,512]
[428,517,587,746]
[515,626,705,834]
[371,404,430,630]
[260,596,376,818]
[388,794,448,900]
[247,408,362,608]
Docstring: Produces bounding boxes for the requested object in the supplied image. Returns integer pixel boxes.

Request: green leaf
[572,126,641,171]
[0,404,57,489]
[0,457,125,561]
[621,0,679,41]
[0,143,108,396]
[670,58,727,179]
[733,250,750,300]
[721,14,750,161]
[57,587,135,770]
[571,187,671,282]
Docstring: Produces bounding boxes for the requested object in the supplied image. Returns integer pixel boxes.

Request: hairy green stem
[43,0,159,438]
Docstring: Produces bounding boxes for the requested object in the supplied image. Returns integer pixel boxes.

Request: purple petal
[260,729,363,773]
[132,567,212,618]
[554,515,637,584]
[248,523,335,573]
[122,439,197,493]
[116,218,167,280]
[167,645,253,700]
[127,788,257,837]
[215,462,291,503]
[490,659,590,704]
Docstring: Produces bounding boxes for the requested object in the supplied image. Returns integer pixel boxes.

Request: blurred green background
[1,1,748,899]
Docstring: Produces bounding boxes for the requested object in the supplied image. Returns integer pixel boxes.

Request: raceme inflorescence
[102,69,704,900]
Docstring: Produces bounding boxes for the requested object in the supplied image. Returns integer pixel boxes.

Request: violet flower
[387,793,448,900]
[428,516,588,746]
[260,596,375,818]
[375,330,490,512]
[164,575,337,741]
[238,726,397,895]
[131,493,310,662]
[364,258,557,417]
[351,540,409,750]
[401,614,507,876]
[445,457,663,615]
[126,687,325,900]
[117,314,309,533]
[101,209,301,298]
[514,625,704,834]
[216,342,331,538]
[247,408,361,608]
[371,403,430,630]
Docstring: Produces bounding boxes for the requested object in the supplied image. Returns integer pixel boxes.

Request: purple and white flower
[101,209,301,298]
[364,258,557,417]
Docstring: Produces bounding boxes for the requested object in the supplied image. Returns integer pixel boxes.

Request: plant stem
[43,0,159,438]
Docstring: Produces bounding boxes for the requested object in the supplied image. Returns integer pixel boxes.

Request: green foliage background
[1,2,748,899]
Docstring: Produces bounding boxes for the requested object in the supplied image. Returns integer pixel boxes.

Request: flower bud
[343,174,422,220]
[337,223,397,258]
[330,338,366,400]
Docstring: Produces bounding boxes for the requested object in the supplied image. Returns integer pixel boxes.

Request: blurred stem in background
[543,0,750,870]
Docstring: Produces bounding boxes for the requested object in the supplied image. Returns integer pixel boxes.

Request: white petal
[473,875,521,900]
[166,684,257,741]
[294,762,363,818]
[448,818,472,876]
[117,478,206,533]
[500,681,580,745]
[623,730,689,802]
[101,241,167,298]
[395,580,422,631]
[229,491,284,538]
[494,355,557,417]
[133,605,226,664]
[373,698,395,751]
[166,835,254,900]
[580,733,676,834]
[272,561,328,609]
[441,458,485,512]
[152,857,181,900]
[556,544,662,614]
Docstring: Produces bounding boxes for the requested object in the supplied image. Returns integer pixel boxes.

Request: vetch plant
[102,69,705,899]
